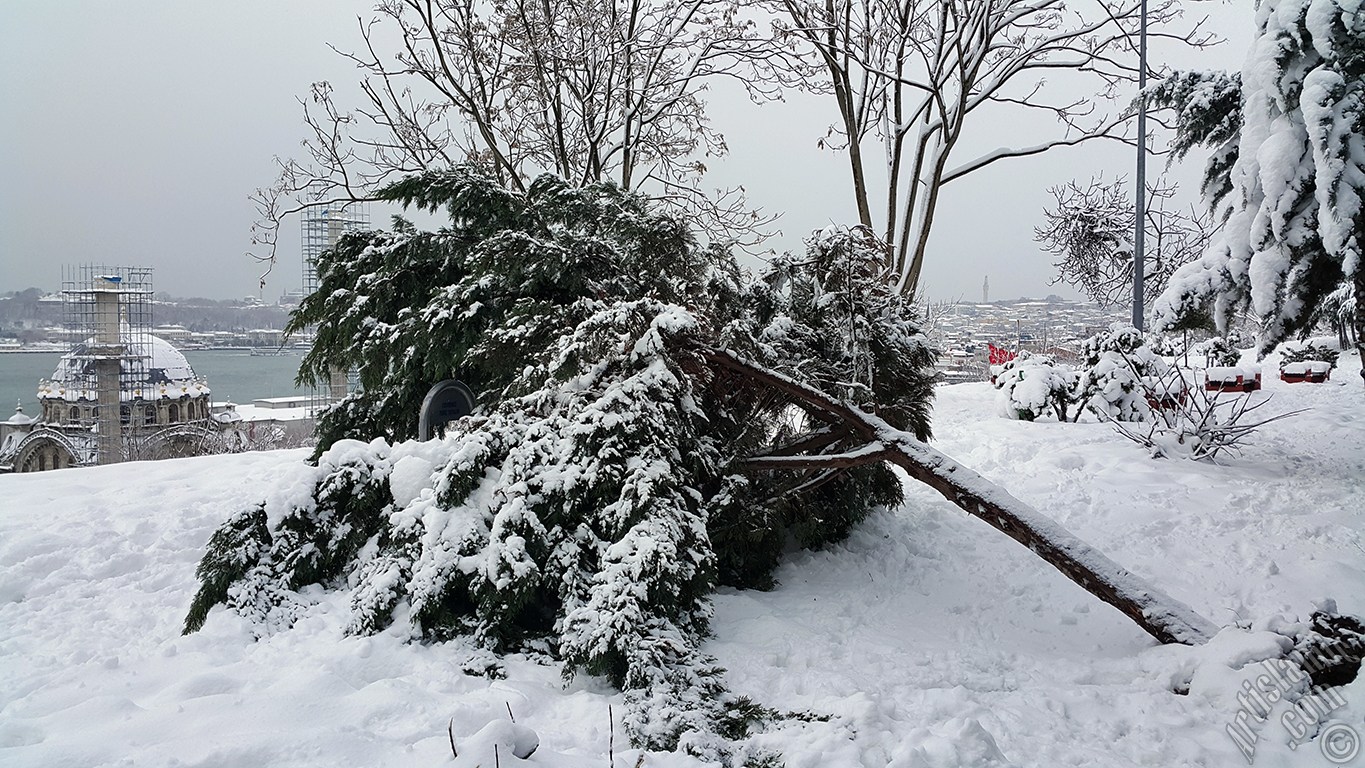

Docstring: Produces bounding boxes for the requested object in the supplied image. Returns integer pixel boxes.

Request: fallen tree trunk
[704,348,1218,646]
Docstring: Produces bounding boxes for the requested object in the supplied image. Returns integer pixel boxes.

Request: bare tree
[766,0,1214,297]
[1035,175,1215,308]
[251,0,793,279]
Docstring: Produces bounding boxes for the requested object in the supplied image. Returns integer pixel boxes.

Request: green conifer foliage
[190,168,938,755]
[1151,0,1364,370]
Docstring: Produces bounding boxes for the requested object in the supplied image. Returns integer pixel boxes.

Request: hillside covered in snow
[3,367,1363,767]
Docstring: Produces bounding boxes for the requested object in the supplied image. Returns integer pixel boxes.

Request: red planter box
[1281,361,1331,383]
[1205,366,1256,393]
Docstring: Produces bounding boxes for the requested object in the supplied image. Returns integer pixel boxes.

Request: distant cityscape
[923,295,1128,381]
[928,295,1129,352]
[1,284,1138,388]
[0,287,310,351]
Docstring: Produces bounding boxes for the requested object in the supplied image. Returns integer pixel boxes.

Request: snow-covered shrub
[1145,333,1182,357]
[712,224,932,587]
[993,352,1077,422]
[187,172,938,757]
[1076,324,1168,422]
[1278,340,1339,369]
[1106,361,1299,461]
[1193,336,1241,367]
[764,225,937,434]
[185,439,393,635]
[1224,326,1254,350]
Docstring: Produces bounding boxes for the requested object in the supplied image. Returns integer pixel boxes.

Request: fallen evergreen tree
[187,168,1219,759]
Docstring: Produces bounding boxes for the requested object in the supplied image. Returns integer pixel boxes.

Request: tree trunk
[702,348,1218,646]
[1355,270,1365,388]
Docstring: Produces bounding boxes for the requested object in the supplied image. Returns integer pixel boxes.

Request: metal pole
[1132,0,1148,331]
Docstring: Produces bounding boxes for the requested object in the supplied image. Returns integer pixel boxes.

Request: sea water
[0,349,308,419]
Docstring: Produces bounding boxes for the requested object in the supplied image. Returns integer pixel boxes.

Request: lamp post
[1132,0,1149,332]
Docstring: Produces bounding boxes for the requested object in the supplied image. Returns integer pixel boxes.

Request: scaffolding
[301,189,369,418]
[57,265,155,465]
[301,189,370,297]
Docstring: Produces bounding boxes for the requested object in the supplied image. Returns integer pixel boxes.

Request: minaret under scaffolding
[301,188,369,417]
[60,266,154,465]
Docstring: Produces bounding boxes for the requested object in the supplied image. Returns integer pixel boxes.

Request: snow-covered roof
[231,403,311,423]
[5,403,38,426]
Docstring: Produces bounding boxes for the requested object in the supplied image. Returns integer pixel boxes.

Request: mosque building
[0,267,243,473]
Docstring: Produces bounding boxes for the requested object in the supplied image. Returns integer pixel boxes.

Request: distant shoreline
[0,345,301,354]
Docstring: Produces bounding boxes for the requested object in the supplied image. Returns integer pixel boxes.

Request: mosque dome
[5,403,38,426]
[39,333,210,404]
[50,335,195,384]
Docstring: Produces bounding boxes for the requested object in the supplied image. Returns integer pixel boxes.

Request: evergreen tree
[188,168,938,757]
[1150,0,1365,383]
[1076,325,1168,422]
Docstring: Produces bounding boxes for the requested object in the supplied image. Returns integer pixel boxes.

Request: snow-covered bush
[1076,325,1168,422]
[1145,333,1182,357]
[187,171,937,758]
[711,224,934,587]
[1193,336,1241,367]
[1278,340,1340,369]
[758,225,937,433]
[993,352,1078,422]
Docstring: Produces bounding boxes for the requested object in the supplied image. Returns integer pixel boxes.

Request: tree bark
[701,347,1218,646]
[1355,270,1365,388]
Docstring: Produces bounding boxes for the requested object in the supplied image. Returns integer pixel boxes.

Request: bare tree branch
[765,0,1216,297]
[1035,174,1217,308]
[251,0,800,284]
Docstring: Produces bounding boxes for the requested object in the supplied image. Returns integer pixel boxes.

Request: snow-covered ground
[3,359,1362,767]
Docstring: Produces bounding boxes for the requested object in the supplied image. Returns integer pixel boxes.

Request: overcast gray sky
[1,1,1252,302]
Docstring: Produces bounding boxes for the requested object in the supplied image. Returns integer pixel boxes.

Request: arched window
[144,405,156,425]
[39,452,48,471]
[120,405,131,425]
[168,403,180,422]
[69,406,79,422]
